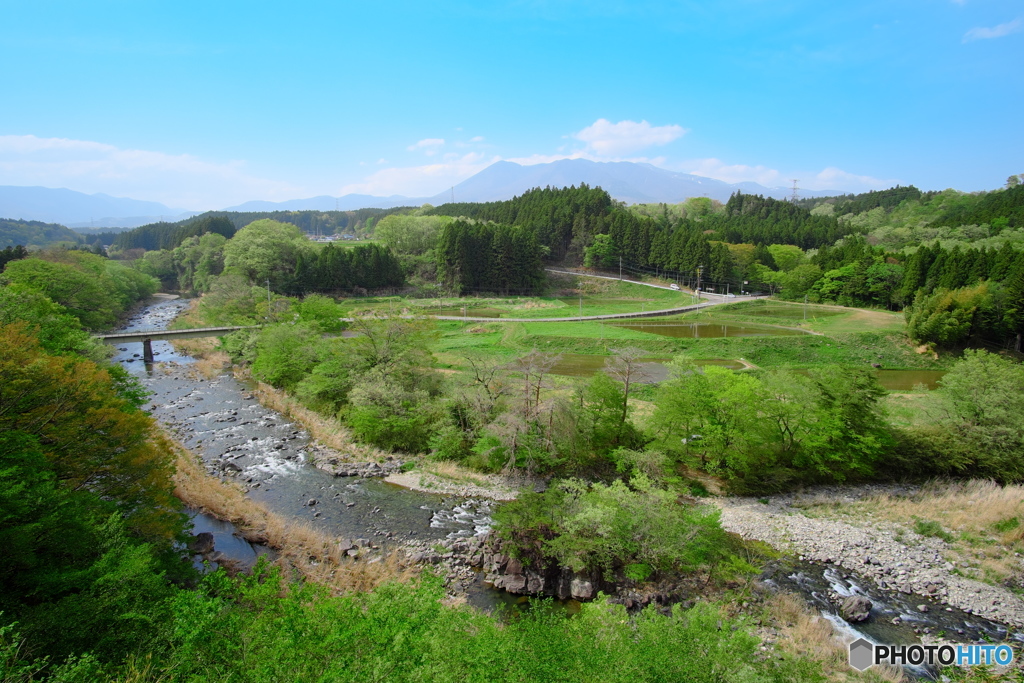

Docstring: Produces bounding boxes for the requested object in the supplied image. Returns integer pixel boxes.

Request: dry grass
[420,460,495,487]
[188,350,231,379]
[168,297,204,328]
[864,480,1024,536]
[796,480,1024,585]
[170,335,218,358]
[387,461,521,500]
[767,593,905,682]
[248,379,389,462]
[170,438,415,594]
[863,481,1024,584]
[168,334,231,379]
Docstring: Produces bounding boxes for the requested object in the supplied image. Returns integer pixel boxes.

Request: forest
[0,218,83,249]
[100,206,414,252]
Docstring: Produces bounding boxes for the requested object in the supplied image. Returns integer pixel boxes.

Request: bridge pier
[143,338,154,363]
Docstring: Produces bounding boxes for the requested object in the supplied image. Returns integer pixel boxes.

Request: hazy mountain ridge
[223,194,417,212]
[0,185,194,228]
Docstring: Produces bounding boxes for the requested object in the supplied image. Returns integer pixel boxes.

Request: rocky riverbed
[716,486,1024,629]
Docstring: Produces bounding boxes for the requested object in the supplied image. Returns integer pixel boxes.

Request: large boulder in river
[189,532,215,555]
[570,576,594,600]
[504,574,528,593]
[841,595,873,623]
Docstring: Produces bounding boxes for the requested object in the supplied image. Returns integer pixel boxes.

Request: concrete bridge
[94,326,259,362]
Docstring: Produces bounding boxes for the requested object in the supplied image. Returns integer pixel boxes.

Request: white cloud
[807,166,898,191]
[684,158,783,186]
[573,118,687,156]
[505,151,593,165]
[406,138,446,156]
[470,136,485,143]
[339,152,497,198]
[963,18,1021,42]
[683,157,896,192]
[504,150,667,167]
[0,134,301,209]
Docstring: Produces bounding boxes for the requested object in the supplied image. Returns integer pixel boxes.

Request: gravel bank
[385,471,522,501]
[716,487,1024,629]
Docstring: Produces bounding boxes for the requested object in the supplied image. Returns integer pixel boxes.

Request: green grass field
[427,304,945,372]
[349,280,697,319]
[666,298,907,335]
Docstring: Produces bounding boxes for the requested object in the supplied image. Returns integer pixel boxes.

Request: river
[114,298,493,568]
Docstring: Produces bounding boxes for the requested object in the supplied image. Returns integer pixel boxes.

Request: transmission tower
[789,179,800,203]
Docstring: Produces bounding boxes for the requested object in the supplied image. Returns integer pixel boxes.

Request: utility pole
[696,265,703,316]
[619,256,622,281]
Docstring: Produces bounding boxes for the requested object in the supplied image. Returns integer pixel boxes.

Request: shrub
[494,475,730,580]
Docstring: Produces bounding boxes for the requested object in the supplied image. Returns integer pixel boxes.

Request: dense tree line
[292,242,404,293]
[106,207,413,250]
[435,219,545,294]
[431,186,852,279]
[0,244,28,270]
[134,220,404,295]
[801,237,1024,348]
[801,183,1024,251]
[431,185,614,261]
[1,249,158,330]
[0,218,83,248]
[930,182,1024,230]
[112,216,237,252]
[601,191,851,267]
[194,207,413,235]
[704,192,851,249]
[795,185,926,215]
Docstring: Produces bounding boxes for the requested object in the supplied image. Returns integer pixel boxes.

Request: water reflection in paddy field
[547,354,746,381]
[793,368,947,391]
[546,353,941,392]
[873,369,945,391]
[739,305,845,319]
[605,321,808,338]
[421,307,506,318]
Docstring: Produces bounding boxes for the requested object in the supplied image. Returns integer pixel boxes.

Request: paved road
[94,325,259,343]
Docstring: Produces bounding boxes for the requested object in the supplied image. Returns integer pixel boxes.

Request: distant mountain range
[1,160,847,227]
[0,186,196,228]
[223,194,417,212]
[225,160,842,212]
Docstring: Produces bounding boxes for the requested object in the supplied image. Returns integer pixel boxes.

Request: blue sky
[1,0,1021,209]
